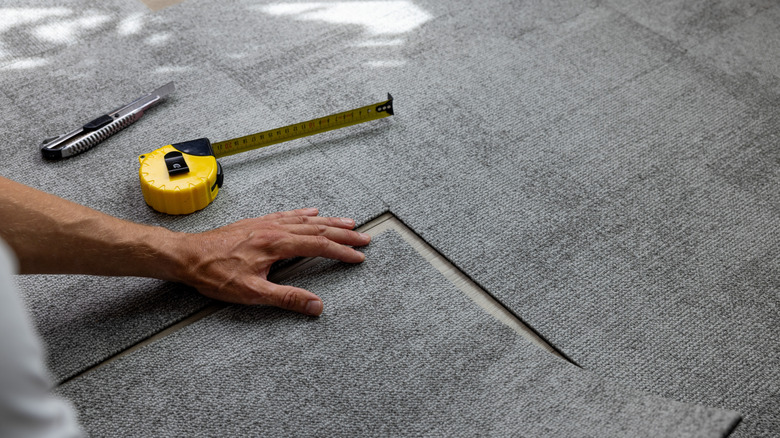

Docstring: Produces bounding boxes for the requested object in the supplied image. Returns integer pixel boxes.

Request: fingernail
[303,208,318,214]
[360,232,371,241]
[341,218,354,226]
[305,299,323,316]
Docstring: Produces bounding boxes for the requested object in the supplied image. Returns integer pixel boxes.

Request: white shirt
[0,239,83,437]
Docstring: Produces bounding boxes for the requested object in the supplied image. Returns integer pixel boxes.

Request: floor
[43,0,568,377]
[62,212,567,384]
[2,0,778,436]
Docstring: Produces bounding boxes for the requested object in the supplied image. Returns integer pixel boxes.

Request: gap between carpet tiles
[59,211,570,386]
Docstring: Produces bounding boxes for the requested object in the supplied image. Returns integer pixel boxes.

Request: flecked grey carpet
[0,0,386,382]
[56,231,740,437]
[1,0,778,436]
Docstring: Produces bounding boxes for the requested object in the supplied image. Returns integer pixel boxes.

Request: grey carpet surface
[56,231,740,437]
[0,0,149,68]
[0,0,386,382]
[1,0,778,435]
[196,3,778,436]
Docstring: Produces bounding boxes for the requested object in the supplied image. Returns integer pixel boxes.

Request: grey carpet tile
[691,4,780,99]
[248,8,780,434]
[149,0,447,103]
[0,0,149,67]
[56,231,740,438]
[17,276,209,383]
[1,0,777,434]
[223,5,683,187]
[602,0,776,49]
[0,23,387,229]
[320,47,780,437]
[144,0,388,82]
[215,3,678,138]
[0,11,386,382]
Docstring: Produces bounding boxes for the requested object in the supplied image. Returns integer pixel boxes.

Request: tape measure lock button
[164,151,189,176]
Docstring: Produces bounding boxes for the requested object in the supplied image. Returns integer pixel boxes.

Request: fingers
[188,209,367,316]
[259,281,324,316]
[253,209,370,253]
[273,234,367,263]
[281,224,370,247]
[261,209,358,231]
[259,207,320,221]
[274,215,357,230]
[263,211,370,260]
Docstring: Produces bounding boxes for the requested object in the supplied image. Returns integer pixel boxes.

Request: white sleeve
[0,239,84,438]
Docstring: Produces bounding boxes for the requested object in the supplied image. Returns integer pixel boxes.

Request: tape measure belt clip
[164,151,189,176]
[171,137,215,156]
[169,137,224,190]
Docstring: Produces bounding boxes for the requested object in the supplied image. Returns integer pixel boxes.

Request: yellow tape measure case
[138,138,223,215]
[138,94,393,215]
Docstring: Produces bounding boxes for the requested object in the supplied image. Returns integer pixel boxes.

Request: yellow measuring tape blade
[211,94,394,158]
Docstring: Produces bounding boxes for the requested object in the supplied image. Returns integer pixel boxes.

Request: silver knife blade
[41,82,175,159]
[113,81,175,118]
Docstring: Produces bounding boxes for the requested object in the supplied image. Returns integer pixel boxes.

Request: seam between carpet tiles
[56,298,221,387]
[724,417,743,438]
[60,210,576,385]
[273,211,577,364]
[56,213,386,386]
[600,2,780,108]
[58,210,392,386]
[382,212,580,367]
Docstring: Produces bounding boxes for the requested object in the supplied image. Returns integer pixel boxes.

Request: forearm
[0,176,370,315]
[0,177,185,280]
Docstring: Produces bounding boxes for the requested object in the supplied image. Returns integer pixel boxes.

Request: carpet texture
[0,0,149,68]
[0,0,778,435]
[185,2,777,436]
[0,0,386,382]
[56,231,740,437]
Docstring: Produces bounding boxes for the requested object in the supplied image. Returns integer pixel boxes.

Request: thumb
[261,281,324,316]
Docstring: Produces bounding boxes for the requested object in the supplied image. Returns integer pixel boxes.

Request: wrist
[139,227,193,283]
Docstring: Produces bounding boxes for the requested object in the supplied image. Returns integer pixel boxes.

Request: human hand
[173,208,370,316]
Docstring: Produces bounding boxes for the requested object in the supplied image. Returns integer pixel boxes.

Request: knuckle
[279,287,300,309]
[262,211,283,221]
[247,231,285,255]
[251,285,275,305]
[314,235,332,249]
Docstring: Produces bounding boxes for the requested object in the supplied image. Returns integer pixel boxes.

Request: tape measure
[138,94,393,214]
